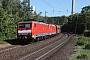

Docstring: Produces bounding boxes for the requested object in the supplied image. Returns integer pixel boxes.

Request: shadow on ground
[4,39,32,45]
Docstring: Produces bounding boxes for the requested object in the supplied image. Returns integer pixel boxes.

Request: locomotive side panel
[51,25,57,35]
[32,22,50,39]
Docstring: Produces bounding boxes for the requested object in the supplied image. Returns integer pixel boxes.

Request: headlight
[18,33,21,35]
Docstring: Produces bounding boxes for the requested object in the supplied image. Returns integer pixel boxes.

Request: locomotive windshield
[19,23,32,28]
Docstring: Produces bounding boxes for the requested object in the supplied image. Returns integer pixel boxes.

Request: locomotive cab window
[19,23,32,28]
[25,24,30,28]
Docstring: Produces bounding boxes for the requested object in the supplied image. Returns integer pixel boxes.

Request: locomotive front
[17,22,32,40]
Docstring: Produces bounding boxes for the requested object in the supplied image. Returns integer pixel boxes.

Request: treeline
[0,0,90,41]
[61,6,90,37]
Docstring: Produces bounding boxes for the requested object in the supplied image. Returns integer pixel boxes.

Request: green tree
[60,15,68,25]
[81,6,90,30]
[81,5,90,13]
[2,0,21,15]
[0,7,7,39]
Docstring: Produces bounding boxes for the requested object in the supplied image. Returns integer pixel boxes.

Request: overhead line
[55,0,68,15]
[43,0,61,15]
[32,0,54,14]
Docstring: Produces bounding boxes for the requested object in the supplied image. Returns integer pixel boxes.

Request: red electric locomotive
[17,20,58,42]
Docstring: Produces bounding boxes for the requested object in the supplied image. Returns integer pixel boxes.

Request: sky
[21,0,90,17]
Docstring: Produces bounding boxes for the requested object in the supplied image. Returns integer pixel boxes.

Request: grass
[69,46,90,60]
[0,37,6,44]
[0,35,17,44]
[69,36,90,60]
[0,39,5,44]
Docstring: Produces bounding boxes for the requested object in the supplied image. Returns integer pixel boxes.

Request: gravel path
[0,43,12,49]
[46,35,76,60]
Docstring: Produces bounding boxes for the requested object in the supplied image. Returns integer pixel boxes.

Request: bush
[76,36,88,46]
[85,44,90,49]
[76,40,84,46]
[84,30,90,37]
[77,54,87,59]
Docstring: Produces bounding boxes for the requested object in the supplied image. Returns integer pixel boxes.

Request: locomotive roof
[18,21,57,26]
[18,21,48,25]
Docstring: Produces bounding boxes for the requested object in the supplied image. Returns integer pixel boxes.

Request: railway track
[0,33,70,60]
[18,34,70,60]
[0,45,21,53]
[0,34,62,53]
[46,35,76,60]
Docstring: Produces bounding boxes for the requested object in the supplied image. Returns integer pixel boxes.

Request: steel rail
[0,45,21,53]
[35,36,71,60]
[18,34,69,60]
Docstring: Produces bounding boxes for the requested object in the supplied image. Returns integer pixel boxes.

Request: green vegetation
[76,36,88,46]
[69,36,90,60]
[84,30,90,37]
[61,5,90,35]
[0,38,5,44]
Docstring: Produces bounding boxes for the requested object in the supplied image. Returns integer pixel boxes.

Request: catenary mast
[28,0,30,8]
[71,0,75,15]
